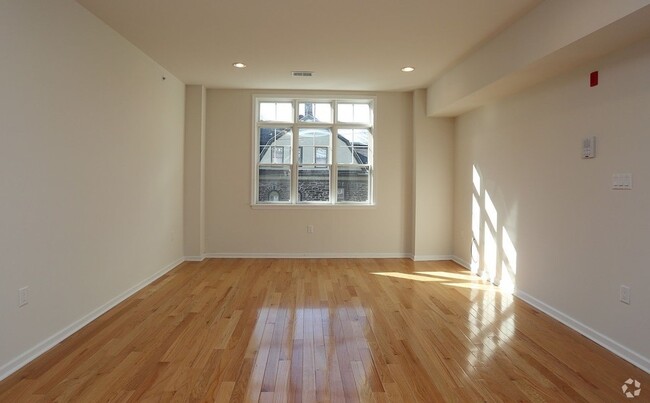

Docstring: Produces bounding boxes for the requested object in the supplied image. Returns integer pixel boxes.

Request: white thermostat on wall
[582,136,596,159]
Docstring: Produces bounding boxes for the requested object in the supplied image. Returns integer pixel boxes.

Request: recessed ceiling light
[233,62,246,68]
[401,66,415,72]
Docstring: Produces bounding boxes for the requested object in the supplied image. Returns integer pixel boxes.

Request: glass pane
[298,102,332,123]
[337,102,371,124]
[259,102,293,122]
[315,147,328,165]
[337,130,354,164]
[298,166,330,202]
[259,128,292,163]
[354,145,369,165]
[336,129,371,164]
[299,128,331,164]
[258,166,291,202]
[271,147,284,164]
[338,103,352,123]
[337,166,370,202]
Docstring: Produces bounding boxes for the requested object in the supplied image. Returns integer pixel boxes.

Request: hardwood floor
[0,259,647,402]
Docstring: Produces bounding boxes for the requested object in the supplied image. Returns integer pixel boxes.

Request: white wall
[205,90,414,256]
[453,37,650,368]
[0,0,185,377]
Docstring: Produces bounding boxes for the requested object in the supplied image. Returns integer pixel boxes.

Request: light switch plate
[612,173,632,190]
[582,136,596,159]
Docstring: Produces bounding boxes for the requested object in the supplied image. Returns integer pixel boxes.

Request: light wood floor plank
[1,258,648,402]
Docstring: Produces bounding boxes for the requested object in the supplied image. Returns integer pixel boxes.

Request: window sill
[251,203,376,210]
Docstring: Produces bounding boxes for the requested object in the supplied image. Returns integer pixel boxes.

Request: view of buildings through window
[255,97,374,204]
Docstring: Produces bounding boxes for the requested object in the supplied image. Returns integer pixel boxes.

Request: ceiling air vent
[291,71,314,77]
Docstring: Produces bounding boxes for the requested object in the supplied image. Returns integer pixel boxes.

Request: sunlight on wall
[483,226,497,283]
[470,165,518,294]
[500,228,517,293]
[484,192,498,230]
[472,165,481,193]
[471,195,481,275]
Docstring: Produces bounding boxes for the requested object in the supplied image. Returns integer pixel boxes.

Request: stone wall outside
[258,172,368,202]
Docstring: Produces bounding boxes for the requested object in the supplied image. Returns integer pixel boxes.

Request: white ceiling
[76,0,542,91]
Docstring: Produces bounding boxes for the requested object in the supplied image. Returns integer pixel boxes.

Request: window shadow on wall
[471,165,517,294]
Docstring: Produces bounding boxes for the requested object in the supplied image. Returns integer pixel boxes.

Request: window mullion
[291,101,299,204]
[332,100,338,205]
[332,122,338,204]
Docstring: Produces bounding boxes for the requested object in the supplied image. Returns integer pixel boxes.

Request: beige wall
[412,90,454,259]
[0,0,185,376]
[184,85,206,258]
[205,90,414,256]
[453,37,650,366]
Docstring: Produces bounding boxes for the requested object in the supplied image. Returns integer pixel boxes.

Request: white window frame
[252,95,375,207]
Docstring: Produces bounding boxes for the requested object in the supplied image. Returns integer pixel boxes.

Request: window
[254,97,374,205]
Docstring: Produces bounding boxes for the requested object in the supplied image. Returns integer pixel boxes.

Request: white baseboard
[515,290,650,374]
[184,256,205,262]
[412,254,453,262]
[198,253,454,261]
[0,257,185,382]
[203,252,412,259]
[451,255,471,269]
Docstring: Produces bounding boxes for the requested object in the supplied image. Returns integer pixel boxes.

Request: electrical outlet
[19,286,29,307]
[307,225,314,233]
[620,285,631,305]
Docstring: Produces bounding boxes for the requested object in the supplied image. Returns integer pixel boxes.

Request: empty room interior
[2,0,650,401]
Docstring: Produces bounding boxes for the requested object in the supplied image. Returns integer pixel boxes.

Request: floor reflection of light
[268,306,377,399]
[463,280,515,371]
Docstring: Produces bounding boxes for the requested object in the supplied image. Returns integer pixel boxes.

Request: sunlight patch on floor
[371,272,445,282]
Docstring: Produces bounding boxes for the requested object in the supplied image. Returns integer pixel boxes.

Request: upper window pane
[299,128,331,164]
[259,102,293,122]
[337,129,371,164]
[298,102,332,123]
[337,103,371,124]
[259,128,292,163]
